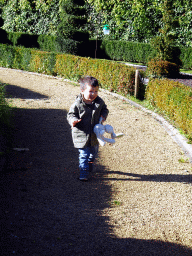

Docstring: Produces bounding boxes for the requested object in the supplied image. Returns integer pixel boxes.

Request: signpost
[95,24,110,58]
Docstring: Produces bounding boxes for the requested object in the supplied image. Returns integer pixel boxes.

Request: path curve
[0,68,192,255]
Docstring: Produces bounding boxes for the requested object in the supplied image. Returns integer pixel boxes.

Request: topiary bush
[147,58,180,78]
[57,0,89,55]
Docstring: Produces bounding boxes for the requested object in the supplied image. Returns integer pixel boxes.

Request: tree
[174,0,192,47]
[57,0,89,54]
[151,0,181,65]
[87,0,192,46]
[1,0,60,35]
[0,0,191,47]
[57,0,88,40]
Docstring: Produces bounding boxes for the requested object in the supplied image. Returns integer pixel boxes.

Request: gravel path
[0,67,192,255]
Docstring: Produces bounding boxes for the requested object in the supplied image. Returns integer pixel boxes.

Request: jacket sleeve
[67,102,80,127]
[100,102,109,120]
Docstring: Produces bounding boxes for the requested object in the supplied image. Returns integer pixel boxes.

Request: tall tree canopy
[87,0,192,46]
[0,0,191,46]
[57,0,88,40]
[1,0,60,35]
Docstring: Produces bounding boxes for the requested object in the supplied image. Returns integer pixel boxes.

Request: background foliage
[0,0,191,47]
[87,0,192,47]
[1,0,60,35]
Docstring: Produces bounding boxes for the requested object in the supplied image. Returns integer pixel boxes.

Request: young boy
[67,76,109,181]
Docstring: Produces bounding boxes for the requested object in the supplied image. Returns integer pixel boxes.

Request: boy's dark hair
[79,76,99,91]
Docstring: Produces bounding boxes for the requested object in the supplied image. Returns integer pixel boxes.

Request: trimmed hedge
[3,30,192,69]
[0,44,145,99]
[100,40,153,64]
[146,78,192,139]
[38,35,86,55]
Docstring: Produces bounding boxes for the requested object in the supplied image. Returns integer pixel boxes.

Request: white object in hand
[94,122,124,146]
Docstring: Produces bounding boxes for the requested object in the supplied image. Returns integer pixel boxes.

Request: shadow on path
[0,85,191,255]
[5,84,49,99]
[100,170,192,184]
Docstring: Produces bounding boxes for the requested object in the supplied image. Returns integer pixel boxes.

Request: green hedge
[3,30,192,69]
[146,78,192,139]
[180,47,192,70]
[100,40,153,64]
[0,44,145,99]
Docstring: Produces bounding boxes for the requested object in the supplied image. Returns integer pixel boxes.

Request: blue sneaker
[88,162,93,172]
[79,169,88,181]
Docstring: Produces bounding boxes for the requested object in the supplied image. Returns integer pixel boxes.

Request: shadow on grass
[0,87,191,255]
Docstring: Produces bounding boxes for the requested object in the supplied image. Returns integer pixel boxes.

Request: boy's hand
[100,116,106,124]
[101,115,106,121]
[72,119,81,127]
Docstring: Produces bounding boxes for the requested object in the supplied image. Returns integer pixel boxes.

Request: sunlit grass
[180,69,192,74]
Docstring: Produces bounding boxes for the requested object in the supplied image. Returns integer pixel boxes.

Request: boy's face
[81,84,99,102]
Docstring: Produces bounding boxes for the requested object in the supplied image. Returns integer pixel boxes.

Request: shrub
[0,44,146,99]
[0,83,13,152]
[0,44,14,68]
[146,78,192,138]
[7,32,23,46]
[0,83,10,127]
[147,59,180,78]
[37,35,58,52]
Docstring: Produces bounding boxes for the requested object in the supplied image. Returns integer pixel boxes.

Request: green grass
[180,69,192,74]
[113,200,122,206]
[178,157,189,163]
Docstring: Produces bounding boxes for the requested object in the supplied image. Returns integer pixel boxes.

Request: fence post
[134,69,139,98]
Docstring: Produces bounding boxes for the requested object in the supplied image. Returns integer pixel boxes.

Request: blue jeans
[78,145,99,171]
